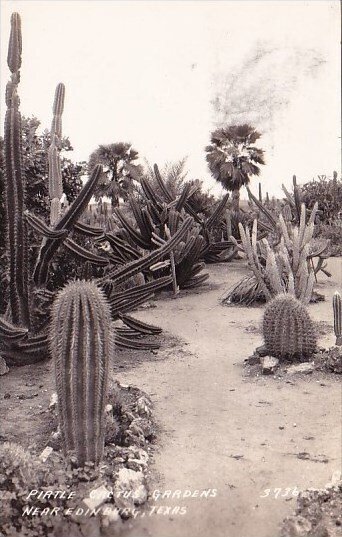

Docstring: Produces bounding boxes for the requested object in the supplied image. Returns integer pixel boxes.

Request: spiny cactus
[333,291,342,346]
[48,83,65,225]
[4,12,30,328]
[50,281,113,466]
[263,294,317,359]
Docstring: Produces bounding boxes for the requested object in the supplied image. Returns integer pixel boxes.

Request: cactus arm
[64,238,109,266]
[153,163,173,202]
[119,313,162,335]
[0,317,28,340]
[105,234,141,259]
[114,208,152,249]
[98,216,193,286]
[115,334,160,350]
[73,221,104,238]
[246,185,278,228]
[205,194,230,230]
[175,183,193,212]
[140,176,164,206]
[25,211,68,238]
[33,165,102,285]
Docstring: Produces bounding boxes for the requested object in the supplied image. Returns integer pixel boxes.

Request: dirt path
[118,259,342,537]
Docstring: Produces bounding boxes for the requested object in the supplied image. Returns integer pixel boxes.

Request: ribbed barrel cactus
[50,281,114,466]
[263,294,317,359]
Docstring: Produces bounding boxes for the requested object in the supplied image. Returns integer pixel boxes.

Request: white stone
[49,392,58,410]
[261,356,279,374]
[113,468,147,508]
[83,484,112,510]
[287,362,314,375]
[39,446,53,462]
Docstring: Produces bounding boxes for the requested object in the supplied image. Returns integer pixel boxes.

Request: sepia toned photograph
[0,1,341,536]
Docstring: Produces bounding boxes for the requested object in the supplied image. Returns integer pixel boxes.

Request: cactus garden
[0,5,341,537]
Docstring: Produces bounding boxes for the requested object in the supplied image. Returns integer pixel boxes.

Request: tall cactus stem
[333,291,342,346]
[4,12,30,328]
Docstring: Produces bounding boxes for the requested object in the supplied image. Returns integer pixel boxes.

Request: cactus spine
[4,12,30,328]
[51,281,113,466]
[263,294,317,359]
[333,291,342,346]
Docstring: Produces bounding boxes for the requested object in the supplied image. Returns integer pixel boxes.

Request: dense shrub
[301,173,342,225]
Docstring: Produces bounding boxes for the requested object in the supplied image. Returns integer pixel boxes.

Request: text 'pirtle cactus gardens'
[51,281,113,466]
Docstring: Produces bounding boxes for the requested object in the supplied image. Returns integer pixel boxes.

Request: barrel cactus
[50,281,114,466]
[263,294,317,359]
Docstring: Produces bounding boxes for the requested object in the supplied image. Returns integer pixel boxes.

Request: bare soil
[1,258,341,537]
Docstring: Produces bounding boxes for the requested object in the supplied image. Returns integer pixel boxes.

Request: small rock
[281,515,312,536]
[48,429,61,449]
[49,392,58,410]
[39,446,53,462]
[105,404,113,414]
[245,354,261,365]
[113,468,147,510]
[261,356,279,375]
[325,470,341,488]
[0,356,9,375]
[255,345,269,357]
[83,484,112,511]
[287,363,314,375]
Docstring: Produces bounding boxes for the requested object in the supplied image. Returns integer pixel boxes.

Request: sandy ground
[118,258,342,537]
[1,259,341,537]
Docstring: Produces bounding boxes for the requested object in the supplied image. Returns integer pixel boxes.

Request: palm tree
[205,124,265,212]
[88,142,142,207]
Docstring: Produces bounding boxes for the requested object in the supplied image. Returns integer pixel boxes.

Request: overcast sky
[0,0,340,197]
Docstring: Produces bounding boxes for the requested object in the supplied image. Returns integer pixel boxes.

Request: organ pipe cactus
[263,294,317,359]
[51,281,113,466]
[4,12,30,328]
[333,291,342,346]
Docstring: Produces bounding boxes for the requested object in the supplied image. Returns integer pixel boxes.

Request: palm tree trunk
[232,188,240,213]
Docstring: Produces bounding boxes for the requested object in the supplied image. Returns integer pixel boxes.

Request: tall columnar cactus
[50,281,113,466]
[333,291,342,346]
[48,83,65,225]
[263,294,317,359]
[4,12,30,328]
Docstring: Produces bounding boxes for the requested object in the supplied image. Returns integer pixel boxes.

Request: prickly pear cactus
[50,281,114,466]
[263,294,317,359]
